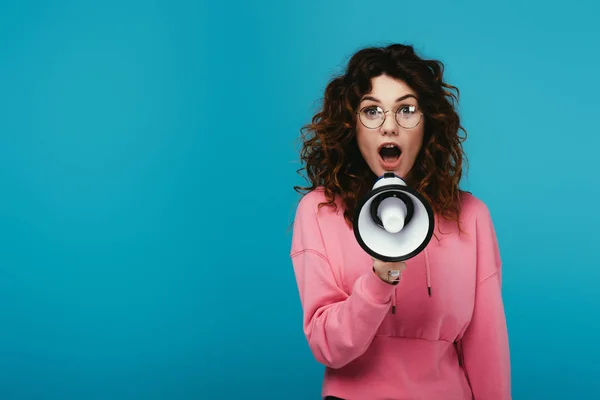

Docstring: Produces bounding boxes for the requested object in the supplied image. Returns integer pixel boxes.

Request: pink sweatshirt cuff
[360,269,397,304]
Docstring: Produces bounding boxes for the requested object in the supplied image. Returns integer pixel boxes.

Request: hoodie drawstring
[425,247,432,297]
[391,247,431,315]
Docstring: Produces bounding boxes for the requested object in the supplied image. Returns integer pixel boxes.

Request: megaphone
[353,172,434,262]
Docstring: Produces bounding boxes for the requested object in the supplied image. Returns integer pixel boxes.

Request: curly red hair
[294,43,469,230]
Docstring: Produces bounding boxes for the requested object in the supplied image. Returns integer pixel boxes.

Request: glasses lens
[359,106,384,128]
[396,105,422,129]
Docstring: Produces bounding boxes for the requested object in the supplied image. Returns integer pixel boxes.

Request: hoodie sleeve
[290,194,396,369]
[459,203,511,399]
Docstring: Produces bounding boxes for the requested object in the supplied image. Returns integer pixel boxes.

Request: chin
[380,163,406,179]
[371,166,405,179]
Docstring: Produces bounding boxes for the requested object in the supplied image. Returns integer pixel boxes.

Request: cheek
[356,129,373,155]
[405,130,425,157]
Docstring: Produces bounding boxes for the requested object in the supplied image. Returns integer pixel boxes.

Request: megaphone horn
[353,172,434,262]
[369,190,414,234]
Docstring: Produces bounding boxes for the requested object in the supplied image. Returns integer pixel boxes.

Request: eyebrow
[360,94,418,103]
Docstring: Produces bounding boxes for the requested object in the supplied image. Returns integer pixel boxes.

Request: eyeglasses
[356,105,423,130]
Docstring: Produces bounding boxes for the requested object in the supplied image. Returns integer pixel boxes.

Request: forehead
[361,74,417,103]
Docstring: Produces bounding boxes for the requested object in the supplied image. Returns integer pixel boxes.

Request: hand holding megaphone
[372,257,407,284]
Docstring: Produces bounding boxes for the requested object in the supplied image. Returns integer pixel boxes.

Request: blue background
[1,0,598,399]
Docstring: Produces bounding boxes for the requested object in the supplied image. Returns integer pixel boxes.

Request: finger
[389,270,401,279]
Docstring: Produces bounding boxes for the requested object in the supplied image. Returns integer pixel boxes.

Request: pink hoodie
[290,188,511,399]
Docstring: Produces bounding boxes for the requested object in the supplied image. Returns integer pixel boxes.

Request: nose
[380,110,398,135]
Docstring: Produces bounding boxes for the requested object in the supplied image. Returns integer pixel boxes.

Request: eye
[397,105,416,117]
[361,106,383,119]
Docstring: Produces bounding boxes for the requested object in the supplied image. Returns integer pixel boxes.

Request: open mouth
[378,143,402,164]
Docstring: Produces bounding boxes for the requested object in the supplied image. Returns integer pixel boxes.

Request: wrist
[361,266,397,304]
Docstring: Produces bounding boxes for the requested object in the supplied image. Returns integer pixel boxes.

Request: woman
[290,43,511,399]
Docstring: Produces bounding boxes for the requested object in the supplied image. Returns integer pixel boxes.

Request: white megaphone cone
[378,195,408,233]
[353,172,434,262]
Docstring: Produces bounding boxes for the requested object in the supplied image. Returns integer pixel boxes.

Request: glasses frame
[355,105,424,130]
